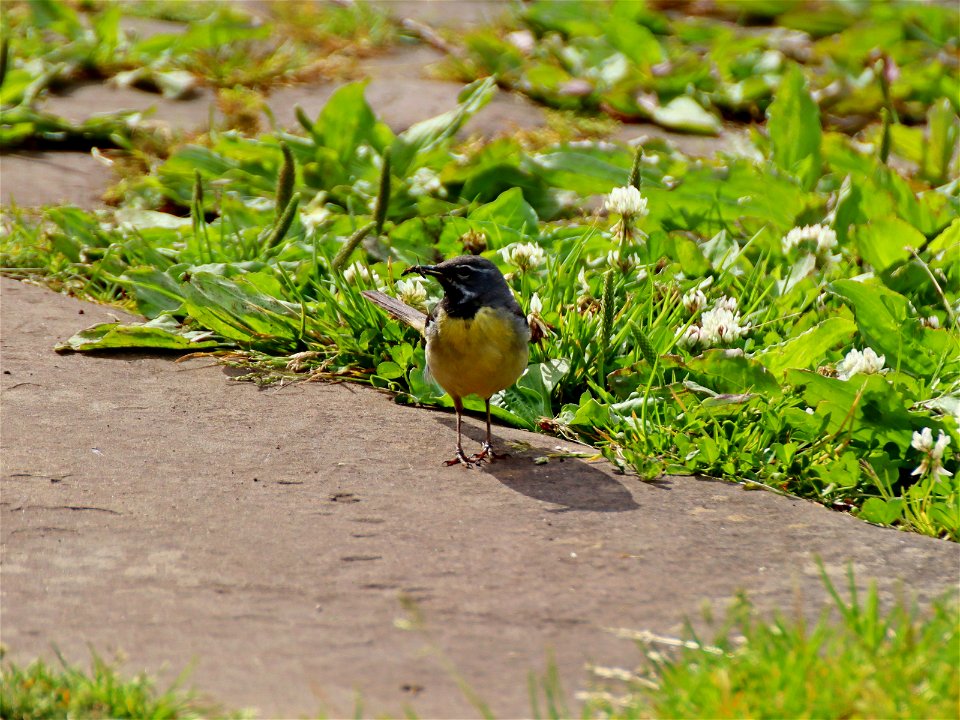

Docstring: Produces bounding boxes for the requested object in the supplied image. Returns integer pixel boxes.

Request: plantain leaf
[55,315,221,353]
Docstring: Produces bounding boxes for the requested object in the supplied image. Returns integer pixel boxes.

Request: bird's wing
[361,290,427,335]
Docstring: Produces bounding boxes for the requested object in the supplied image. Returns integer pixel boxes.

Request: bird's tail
[361,290,427,335]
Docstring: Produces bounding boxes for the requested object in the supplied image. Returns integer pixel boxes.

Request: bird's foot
[470,443,508,464]
[444,448,476,468]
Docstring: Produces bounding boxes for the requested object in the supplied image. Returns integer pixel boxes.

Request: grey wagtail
[362,256,532,467]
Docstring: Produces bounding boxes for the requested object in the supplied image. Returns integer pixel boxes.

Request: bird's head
[402,256,510,312]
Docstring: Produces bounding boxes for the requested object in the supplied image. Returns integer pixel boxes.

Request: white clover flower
[501,242,545,272]
[934,431,951,459]
[679,325,701,348]
[911,427,953,481]
[395,277,428,311]
[921,315,941,329]
[912,427,934,453]
[836,347,886,381]
[343,261,379,285]
[407,167,447,198]
[604,185,648,219]
[300,205,331,233]
[714,295,739,313]
[683,288,706,314]
[698,304,750,348]
[782,224,839,268]
[679,296,749,349]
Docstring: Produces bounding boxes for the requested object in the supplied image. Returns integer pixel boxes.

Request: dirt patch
[2,277,958,717]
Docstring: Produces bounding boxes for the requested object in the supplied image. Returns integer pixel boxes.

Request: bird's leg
[472,399,508,463]
[444,396,474,467]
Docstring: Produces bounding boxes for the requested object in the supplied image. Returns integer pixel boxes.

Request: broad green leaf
[929,217,960,255]
[605,20,663,67]
[118,267,187,318]
[392,77,496,176]
[55,315,221,353]
[925,97,958,185]
[859,497,905,526]
[492,359,568,429]
[651,96,721,136]
[785,370,914,445]
[181,271,302,345]
[30,0,84,35]
[700,230,742,271]
[522,0,603,36]
[115,208,192,231]
[755,316,858,375]
[686,350,782,395]
[440,188,540,249]
[767,63,821,190]
[851,217,924,272]
[830,279,956,378]
[468,187,539,233]
[312,81,388,167]
[527,150,630,195]
[376,361,403,379]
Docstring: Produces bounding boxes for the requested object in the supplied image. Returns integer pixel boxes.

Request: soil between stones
[2,277,958,718]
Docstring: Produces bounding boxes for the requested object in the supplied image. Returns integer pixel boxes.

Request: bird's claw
[444,449,476,468]
[469,443,508,464]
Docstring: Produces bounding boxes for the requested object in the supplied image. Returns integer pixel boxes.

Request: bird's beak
[403,264,442,278]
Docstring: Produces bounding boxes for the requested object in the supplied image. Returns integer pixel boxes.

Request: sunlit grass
[581,567,960,720]
[0,648,246,720]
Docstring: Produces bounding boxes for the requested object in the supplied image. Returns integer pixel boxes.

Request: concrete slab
[43,81,219,131]
[0,151,115,208]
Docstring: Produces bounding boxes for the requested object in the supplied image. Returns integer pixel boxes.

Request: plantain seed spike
[191,169,204,232]
[628,144,644,190]
[295,105,315,135]
[598,268,616,385]
[264,192,300,251]
[332,221,377,271]
[879,107,891,166]
[276,141,295,220]
[636,326,658,367]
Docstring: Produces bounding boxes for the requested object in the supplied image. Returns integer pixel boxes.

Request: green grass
[578,566,960,719]
[0,648,244,720]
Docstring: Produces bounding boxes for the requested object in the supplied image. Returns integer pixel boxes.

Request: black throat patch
[439,292,481,319]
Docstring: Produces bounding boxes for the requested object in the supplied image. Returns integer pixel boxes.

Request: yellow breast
[426,305,530,400]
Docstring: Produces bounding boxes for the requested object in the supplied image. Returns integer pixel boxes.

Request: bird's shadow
[435,415,644,513]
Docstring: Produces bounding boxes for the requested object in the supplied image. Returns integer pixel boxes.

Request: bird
[362,256,532,467]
